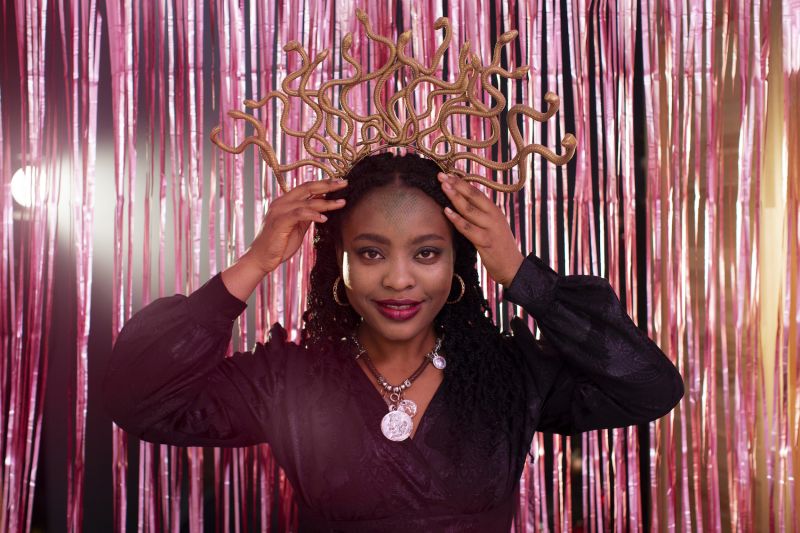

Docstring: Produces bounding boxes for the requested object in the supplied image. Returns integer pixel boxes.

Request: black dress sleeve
[102,273,296,447]
[503,253,684,436]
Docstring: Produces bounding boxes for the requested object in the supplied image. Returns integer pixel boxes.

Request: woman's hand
[438,172,524,287]
[222,178,347,302]
[245,178,348,274]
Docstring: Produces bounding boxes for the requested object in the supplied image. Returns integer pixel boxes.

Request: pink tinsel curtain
[0,0,797,531]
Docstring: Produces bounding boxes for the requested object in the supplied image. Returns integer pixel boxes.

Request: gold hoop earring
[333,276,350,306]
[446,273,465,304]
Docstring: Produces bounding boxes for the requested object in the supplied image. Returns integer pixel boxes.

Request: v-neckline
[350,354,446,444]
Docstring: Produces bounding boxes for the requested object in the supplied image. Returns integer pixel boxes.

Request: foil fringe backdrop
[2,1,60,532]
[0,0,798,531]
[56,0,104,531]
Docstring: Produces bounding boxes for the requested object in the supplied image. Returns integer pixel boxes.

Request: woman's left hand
[438,172,524,287]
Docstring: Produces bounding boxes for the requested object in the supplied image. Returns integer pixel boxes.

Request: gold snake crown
[210,9,577,194]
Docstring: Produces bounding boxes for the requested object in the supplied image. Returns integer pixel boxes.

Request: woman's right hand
[245,178,348,274]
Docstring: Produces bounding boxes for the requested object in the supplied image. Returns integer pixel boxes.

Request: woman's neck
[355,323,438,367]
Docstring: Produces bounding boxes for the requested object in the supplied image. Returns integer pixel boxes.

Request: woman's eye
[359,249,382,260]
[416,248,440,260]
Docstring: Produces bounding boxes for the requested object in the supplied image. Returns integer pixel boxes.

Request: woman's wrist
[496,252,525,288]
[220,252,272,302]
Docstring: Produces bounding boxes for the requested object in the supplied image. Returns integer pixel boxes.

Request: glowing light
[10,165,42,208]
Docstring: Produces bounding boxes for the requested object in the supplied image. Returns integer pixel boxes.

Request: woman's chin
[359,313,436,342]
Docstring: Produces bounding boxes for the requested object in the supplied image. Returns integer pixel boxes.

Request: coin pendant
[432,354,447,370]
[398,399,417,417]
[381,410,413,441]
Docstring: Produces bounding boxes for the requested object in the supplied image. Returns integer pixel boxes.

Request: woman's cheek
[342,263,378,308]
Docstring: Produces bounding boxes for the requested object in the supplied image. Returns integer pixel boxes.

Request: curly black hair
[300,152,525,435]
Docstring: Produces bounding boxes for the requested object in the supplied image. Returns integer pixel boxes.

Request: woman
[103,153,683,531]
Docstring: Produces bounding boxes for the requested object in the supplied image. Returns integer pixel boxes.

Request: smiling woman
[102,152,683,531]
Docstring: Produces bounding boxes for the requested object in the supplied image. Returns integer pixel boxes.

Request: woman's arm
[503,253,684,435]
[102,273,296,447]
[103,179,348,446]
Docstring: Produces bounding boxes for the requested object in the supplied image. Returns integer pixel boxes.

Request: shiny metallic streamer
[57,0,103,530]
[700,0,722,529]
[563,4,592,530]
[619,3,642,526]
[781,4,800,531]
[139,0,157,526]
[548,2,567,528]
[639,1,668,529]
[589,1,611,528]
[214,1,244,529]
[105,0,139,530]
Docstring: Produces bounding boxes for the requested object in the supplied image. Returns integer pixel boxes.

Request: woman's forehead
[342,185,451,241]
[356,185,441,218]
[368,184,428,209]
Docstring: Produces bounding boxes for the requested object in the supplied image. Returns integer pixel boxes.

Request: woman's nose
[382,259,415,291]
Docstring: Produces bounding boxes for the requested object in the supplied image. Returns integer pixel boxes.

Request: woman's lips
[374,301,422,321]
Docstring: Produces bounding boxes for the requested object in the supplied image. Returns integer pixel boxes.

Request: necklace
[352,335,445,441]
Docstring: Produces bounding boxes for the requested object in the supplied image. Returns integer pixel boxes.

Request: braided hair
[300,152,525,434]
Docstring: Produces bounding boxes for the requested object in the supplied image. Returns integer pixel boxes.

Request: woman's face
[336,183,455,342]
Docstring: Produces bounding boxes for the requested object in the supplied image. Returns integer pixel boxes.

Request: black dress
[103,253,683,532]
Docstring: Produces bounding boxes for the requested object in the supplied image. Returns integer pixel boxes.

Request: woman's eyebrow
[351,233,446,245]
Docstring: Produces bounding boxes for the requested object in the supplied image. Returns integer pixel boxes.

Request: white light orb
[10,165,40,208]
